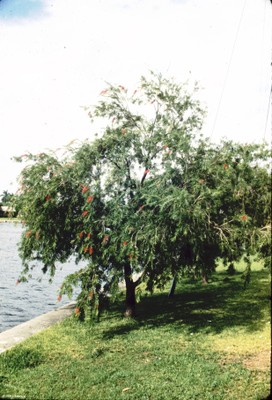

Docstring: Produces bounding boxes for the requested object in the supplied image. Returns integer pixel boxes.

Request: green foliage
[0,190,13,204]
[14,72,271,318]
[0,190,18,217]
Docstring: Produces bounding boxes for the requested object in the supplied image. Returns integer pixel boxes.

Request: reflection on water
[0,222,82,333]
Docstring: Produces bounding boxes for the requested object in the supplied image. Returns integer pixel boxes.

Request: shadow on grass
[103,270,271,339]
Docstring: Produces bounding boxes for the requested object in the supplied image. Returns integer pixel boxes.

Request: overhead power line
[263,83,272,142]
[210,0,248,138]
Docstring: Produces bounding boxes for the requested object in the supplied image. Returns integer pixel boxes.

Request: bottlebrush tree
[15,72,271,318]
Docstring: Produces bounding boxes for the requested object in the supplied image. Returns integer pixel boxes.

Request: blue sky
[0,0,46,19]
[0,0,271,193]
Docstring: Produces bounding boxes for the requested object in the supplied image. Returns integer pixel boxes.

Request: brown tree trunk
[168,275,177,298]
[124,264,136,317]
[124,280,136,317]
[202,270,208,285]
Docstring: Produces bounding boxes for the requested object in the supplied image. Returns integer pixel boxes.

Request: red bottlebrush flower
[75,307,80,316]
[123,241,128,246]
[87,233,92,239]
[224,163,229,169]
[45,194,51,201]
[83,246,89,253]
[89,247,93,255]
[133,89,137,96]
[82,186,89,194]
[87,196,93,203]
[82,210,89,217]
[121,128,127,135]
[241,215,248,221]
[79,231,84,239]
[139,205,145,210]
[16,279,21,285]
[57,294,62,302]
[100,89,108,95]
[25,231,32,238]
[119,85,125,90]
[144,168,150,175]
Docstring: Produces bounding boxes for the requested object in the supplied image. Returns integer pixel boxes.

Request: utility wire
[210,0,248,138]
[261,0,270,142]
[262,0,272,142]
[263,83,271,142]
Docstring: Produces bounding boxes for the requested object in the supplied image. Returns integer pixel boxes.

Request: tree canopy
[15,72,271,318]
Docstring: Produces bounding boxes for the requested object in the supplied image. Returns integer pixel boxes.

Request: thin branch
[112,160,122,170]
[141,169,149,186]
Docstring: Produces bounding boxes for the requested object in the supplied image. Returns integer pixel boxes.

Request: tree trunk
[202,270,208,285]
[124,280,136,317]
[124,264,136,317]
[168,275,177,298]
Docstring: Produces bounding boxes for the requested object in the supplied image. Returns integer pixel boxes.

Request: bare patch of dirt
[242,350,271,371]
[219,350,271,371]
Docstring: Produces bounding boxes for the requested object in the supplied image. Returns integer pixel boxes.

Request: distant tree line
[0,190,17,217]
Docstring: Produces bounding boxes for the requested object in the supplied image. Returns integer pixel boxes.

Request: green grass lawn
[0,263,271,400]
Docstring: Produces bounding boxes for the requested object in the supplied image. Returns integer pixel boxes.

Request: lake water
[0,222,82,333]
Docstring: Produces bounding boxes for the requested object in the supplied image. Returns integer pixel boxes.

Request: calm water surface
[0,222,81,333]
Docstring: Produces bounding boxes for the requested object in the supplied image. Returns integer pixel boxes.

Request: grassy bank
[0,217,20,223]
[0,263,270,399]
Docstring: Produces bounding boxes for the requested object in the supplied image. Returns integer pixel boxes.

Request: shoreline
[0,301,76,353]
[0,219,21,223]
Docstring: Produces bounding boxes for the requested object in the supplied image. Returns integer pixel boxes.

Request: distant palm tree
[1,190,13,204]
